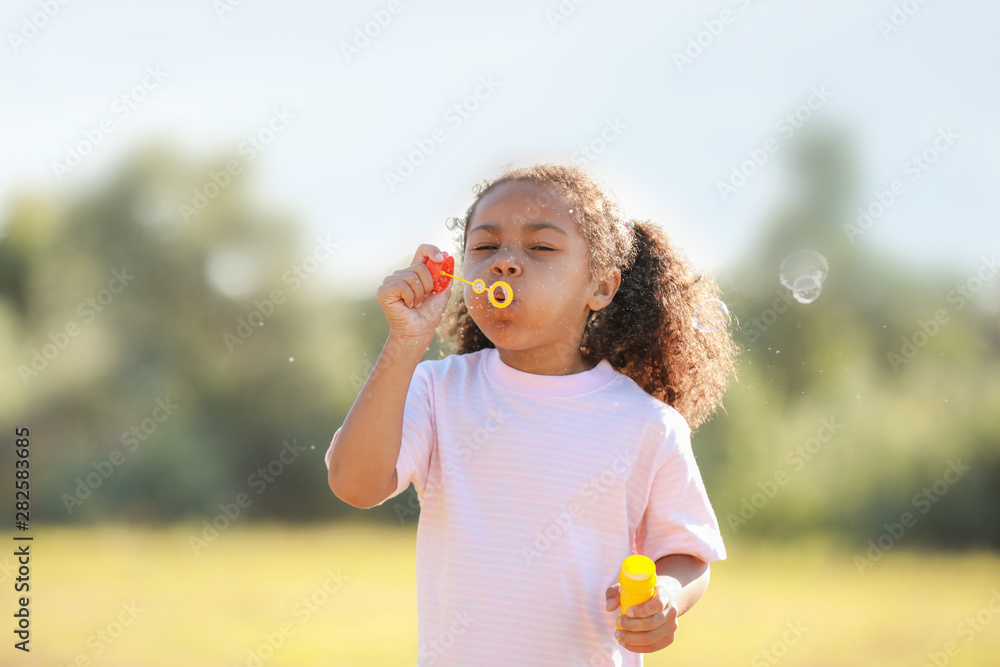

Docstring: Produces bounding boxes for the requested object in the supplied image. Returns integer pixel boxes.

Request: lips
[487,288,517,313]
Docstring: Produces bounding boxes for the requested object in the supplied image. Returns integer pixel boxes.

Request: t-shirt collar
[484,347,617,397]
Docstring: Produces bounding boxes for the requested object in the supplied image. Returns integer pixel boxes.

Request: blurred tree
[1,131,996,550]
[701,120,1000,549]
[0,140,359,524]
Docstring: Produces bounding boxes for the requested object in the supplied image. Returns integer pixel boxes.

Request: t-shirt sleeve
[634,414,727,564]
[325,360,436,505]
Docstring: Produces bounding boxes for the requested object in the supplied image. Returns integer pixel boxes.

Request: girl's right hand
[377,244,453,341]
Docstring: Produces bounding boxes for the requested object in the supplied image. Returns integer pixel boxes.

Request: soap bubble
[791,274,822,304]
[780,250,828,304]
[780,250,828,289]
[693,299,731,332]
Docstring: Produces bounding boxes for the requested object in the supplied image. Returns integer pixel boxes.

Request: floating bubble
[693,299,731,332]
[289,357,294,362]
[779,250,828,290]
[791,274,822,304]
[780,250,828,304]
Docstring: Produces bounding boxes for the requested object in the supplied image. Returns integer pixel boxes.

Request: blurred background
[1,0,998,665]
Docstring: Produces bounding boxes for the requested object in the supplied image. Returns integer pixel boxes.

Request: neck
[494,347,595,375]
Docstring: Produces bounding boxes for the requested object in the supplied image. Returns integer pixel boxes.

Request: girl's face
[463,180,619,373]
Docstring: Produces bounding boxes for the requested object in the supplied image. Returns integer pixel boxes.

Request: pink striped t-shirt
[326,346,726,666]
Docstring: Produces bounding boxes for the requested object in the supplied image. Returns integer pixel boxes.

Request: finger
[412,244,445,266]
[632,594,667,618]
[406,262,436,296]
[622,614,678,650]
[605,585,620,611]
[396,281,417,308]
[636,585,674,618]
[392,271,428,306]
[625,600,654,620]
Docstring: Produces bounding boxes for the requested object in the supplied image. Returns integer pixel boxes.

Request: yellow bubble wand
[439,270,514,309]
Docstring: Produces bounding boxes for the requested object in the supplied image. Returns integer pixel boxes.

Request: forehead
[468,180,575,234]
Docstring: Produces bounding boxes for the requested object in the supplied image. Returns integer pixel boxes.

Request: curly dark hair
[437,163,736,430]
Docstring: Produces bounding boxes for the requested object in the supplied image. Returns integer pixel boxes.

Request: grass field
[9,521,1000,666]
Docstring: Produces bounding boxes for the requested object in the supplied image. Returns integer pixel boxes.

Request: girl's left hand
[604,582,679,653]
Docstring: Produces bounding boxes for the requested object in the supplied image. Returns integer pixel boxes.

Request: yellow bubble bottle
[619,554,657,619]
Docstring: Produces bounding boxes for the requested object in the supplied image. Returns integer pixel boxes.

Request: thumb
[605,584,620,611]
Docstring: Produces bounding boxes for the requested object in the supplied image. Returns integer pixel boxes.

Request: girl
[326,164,736,666]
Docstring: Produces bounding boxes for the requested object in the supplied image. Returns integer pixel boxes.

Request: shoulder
[413,348,491,382]
[603,366,692,457]
[606,366,690,431]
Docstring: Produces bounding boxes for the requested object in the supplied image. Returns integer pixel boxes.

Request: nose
[491,251,521,277]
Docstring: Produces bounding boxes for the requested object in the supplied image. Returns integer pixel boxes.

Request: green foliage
[1,134,997,551]
[0,145,357,523]
[699,125,1000,548]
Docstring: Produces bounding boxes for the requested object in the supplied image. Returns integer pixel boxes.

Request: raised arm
[327,244,453,508]
[328,334,430,508]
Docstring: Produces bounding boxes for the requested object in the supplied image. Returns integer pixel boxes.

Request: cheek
[463,285,487,312]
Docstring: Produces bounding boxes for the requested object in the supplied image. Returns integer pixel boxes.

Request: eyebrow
[467,221,569,237]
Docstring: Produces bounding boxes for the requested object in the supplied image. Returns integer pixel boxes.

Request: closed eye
[471,246,554,251]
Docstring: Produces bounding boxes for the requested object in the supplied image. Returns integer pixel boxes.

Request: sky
[1,0,997,300]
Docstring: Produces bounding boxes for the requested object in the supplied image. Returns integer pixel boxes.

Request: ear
[588,268,621,312]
